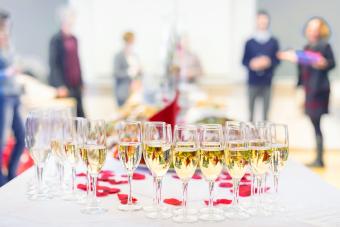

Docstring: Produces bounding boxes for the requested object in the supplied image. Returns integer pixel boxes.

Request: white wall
[70,0,256,84]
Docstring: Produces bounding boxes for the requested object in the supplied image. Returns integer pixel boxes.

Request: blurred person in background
[0,10,25,186]
[48,6,85,117]
[242,10,280,122]
[278,17,335,167]
[172,34,202,84]
[113,31,142,107]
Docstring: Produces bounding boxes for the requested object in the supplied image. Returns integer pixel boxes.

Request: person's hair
[123,31,134,43]
[257,10,270,20]
[304,17,331,40]
[0,9,10,30]
[57,5,75,24]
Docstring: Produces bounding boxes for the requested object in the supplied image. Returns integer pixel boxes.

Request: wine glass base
[81,207,108,215]
[173,208,198,215]
[27,192,52,201]
[118,203,142,211]
[225,207,251,220]
[143,205,157,212]
[145,210,172,219]
[199,213,225,222]
[173,214,198,223]
[200,207,224,214]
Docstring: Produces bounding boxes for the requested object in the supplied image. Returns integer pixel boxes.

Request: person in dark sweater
[242,10,280,122]
[278,17,336,167]
[49,6,85,117]
[0,10,25,186]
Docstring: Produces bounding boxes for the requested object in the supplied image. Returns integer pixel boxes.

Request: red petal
[192,174,202,180]
[76,172,87,177]
[218,182,233,188]
[121,173,146,180]
[96,191,109,197]
[163,198,182,206]
[172,175,180,179]
[108,179,128,185]
[77,184,87,191]
[118,194,138,204]
[239,184,251,197]
[204,198,232,206]
[221,171,232,180]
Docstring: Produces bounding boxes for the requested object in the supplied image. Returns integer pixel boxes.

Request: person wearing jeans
[242,10,280,122]
[0,10,25,186]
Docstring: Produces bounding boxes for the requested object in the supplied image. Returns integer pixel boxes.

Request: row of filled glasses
[25,107,288,223]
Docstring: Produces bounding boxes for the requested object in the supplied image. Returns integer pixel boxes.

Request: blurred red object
[2,137,33,176]
[149,90,180,130]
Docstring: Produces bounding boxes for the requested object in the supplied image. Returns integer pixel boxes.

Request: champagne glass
[248,123,273,216]
[25,110,51,200]
[143,122,172,219]
[62,117,85,201]
[117,121,143,211]
[49,107,72,196]
[172,124,200,223]
[81,119,108,214]
[270,123,289,210]
[224,121,250,219]
[199,124,225,221]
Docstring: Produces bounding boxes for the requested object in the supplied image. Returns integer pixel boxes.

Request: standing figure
[113,32,142,107]
[49,6,85,117]
[0,10,25,185]
[278,17,335,167]
[242,10,280,122]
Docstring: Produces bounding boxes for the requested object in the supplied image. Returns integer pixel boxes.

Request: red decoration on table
[121,172,146,180]
[117,194,138,204]
[148,90,180,130]
[76,183,120,197]
[204,199,232,206]
[221,171,232,180]
[218,182,233,188]
[106,179,128,185]
[163,198,182,206]
[76,172,87,177]
[192,174,202,180]
[240,176,251,183]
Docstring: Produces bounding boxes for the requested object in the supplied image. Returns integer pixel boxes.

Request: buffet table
[1,158,340,227]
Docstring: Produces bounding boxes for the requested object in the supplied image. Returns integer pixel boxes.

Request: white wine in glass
[117,121,143,211]
[173,145,200,181]
[144,141,171,177]
[198,124,225,222]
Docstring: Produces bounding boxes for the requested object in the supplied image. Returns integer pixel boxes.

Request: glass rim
[174,124,197,130]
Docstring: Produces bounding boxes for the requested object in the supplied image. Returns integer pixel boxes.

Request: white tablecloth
[1,158,340,227]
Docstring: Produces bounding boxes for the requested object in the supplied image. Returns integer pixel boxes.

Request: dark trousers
[115,77,131,107]
[248,85,271,122]
[69,86,85,118]
[0,95,25,186]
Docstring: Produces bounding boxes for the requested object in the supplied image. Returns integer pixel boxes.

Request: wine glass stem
[36,165,44,193]
[232,178,240,207]
[251,174,256,197]
[58,163,64,186]
[71,167,76,193]
[208,181,214,211]
[155,177,162,209]
[274,173,279,194]
[128,173,133,205]
[152,176,157,205]
[91,175,98,204]
[182,181,188,216]
[86,171,91,197]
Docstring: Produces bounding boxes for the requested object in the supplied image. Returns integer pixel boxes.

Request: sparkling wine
[173,145,200,182]
[84,145,107,175]
[250,146,273,175]
[144,141,171,177]
[64,142,79,166]
[271,144,289,173]
[118,142,142,174]
[51,140,65,162]
[224,147,250,179]
[79,147,88,165]
[199,147,224,181]
[30,147,50,165]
